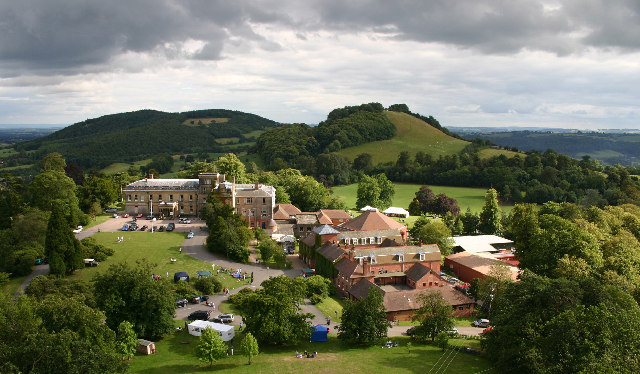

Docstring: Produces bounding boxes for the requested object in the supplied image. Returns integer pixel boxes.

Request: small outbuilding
[360,205,378,212]
[188,320,235,342]
[174,271,190,282]
[136,339,156,355]
[310,324,329,342]
[196,270,212,278]
[382,207,410,218]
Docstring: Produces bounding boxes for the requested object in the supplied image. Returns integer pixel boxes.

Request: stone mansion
[122,173,276,228]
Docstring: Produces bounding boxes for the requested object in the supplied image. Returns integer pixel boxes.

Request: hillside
[17,109,280,169]
[337,111,517,164]
[458,130,640,165]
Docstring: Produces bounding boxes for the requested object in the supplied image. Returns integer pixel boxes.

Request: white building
[187,320,235,341]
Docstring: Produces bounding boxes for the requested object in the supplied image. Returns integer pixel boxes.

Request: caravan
[187,320,235,342]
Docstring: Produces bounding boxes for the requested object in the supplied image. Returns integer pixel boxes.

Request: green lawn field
[331,182,509,213]
[70,232,249,291]
[128,333,494,374]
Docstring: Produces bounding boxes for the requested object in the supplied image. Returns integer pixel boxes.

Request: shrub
[194,276,222,294]
[229,287,254,304]
[309,294,323,305]
[306,275,331,298]
[174,280,197,299]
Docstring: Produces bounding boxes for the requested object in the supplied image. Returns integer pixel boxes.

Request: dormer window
[419,251,425,261]
[358,257,364,265]
[376,235,382,244]
[369,254,376,264]
[369,237,375,244]
[353,238,359,245]
[398,253,404,262]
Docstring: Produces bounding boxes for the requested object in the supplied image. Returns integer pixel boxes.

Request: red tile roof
[339,210,406,232]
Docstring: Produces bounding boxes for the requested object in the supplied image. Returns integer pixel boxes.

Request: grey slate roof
[316,242,347,262]
[313,224,340,235]
[405,263,432,282]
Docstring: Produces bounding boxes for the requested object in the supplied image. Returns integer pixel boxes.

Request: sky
[1,0,639,130]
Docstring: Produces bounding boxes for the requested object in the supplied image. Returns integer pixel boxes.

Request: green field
[70,232,249,291]
[331,182,508,214]
[128,333,494,374]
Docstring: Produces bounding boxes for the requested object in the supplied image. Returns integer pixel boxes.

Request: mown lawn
[331,182,511,214]
[83,214,112,229]
[314,296,346,323]
[70,232,249,291]
[128,333,494,374]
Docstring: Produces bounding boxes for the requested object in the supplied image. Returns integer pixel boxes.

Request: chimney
[149,174,154,179]
[255,181,259,190]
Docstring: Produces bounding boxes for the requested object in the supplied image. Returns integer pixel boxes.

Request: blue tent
[174,272,190,283]
[310,324,328,342]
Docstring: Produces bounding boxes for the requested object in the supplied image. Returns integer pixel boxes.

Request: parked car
[122,224,129,231]
[35,257,47,265]
[129,223,139,231]
[176,298,188,308]
[140,225,148,231]
[482,327,494,334]
[212,313,234,323]
[145,215,156,220]
[166,223,175,232]
[187,232,194,239]
[473,319,490,328]
[179,218,191,224]
[84,258,99,267]
[105,207,118,213]
[158,225,165,232]
[136,214,144,218]
[405,325,424,336]
[187,310,211,321]
[191,295,210,304]
[122,213,129,218]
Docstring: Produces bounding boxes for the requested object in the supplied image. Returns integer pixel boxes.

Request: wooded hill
[16,109,279,169]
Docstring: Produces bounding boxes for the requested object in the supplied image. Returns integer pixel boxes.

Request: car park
[187,310,211,321]
[187,231,194,239]
[166,223,175,232]
[176,298,188,308]
[212,313,234,323]
[473,319,490,328]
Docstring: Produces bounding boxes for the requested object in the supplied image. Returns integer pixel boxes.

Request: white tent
[360,205,378,212]
[188,320,235,342]
[382,207,410,218]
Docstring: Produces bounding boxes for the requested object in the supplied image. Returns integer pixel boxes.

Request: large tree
[356,173,395,210]
[411,291,454,342]
[410,216,453,256]
[217,153,247,183]
[93,261,175,339]
[196,327,227,368]
[236,276,312,345]
[45,203,82,276]
[479,188,503,235]
[202,195,252,262]
[338,287,390,345]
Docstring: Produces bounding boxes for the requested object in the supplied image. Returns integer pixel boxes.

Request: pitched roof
[349,279,379,300]
[445,252,519,281]
[274,204,302,219]
[313,224,340,235]
[352,244,440,260]
[300,233,317,247]
[339,210,406,232]
[318,209,352,220]
[296,213,319,225]
[405,263,432,282]
[382,286,474,312]
[316,242,347,262]
[318,214,333,225]
[382,207,410,217]
[335,257,361,279]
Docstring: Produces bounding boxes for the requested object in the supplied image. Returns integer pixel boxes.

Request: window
[134,194,138,201]
[158,194,162,201]
[398,254,404,262]
[141,195,144,202]
[459,306,464,311]
[180,195,183,201]
[370,255,376,264]
[203,198,207,203]
[127,195,131,201]
[189,195,193,201]
[419,252,426,261]
[261,210,267,217]
[369,237,374,244]
[263,198,266,204]
[376,236,382,244]
[428,282,432,287]
[353,238,358,245]
[345,238,351,245]
[149,195,153,201]
[236,198,240,204]
[189,206,193,213]
[246,198,252,204]
[169,194,173,201]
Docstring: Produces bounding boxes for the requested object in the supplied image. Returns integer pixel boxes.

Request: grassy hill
[337,111,517,164]
[16,109,280,170]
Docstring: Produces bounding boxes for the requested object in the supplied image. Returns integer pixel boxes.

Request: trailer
[188,320,235,342]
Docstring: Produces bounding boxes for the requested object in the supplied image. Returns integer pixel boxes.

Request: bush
[309,294,323,305]
[306,275,331,298]
[229,287,254,304]
[174,280,198,299]
[194,276,222,294]
[272,251,290,269]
